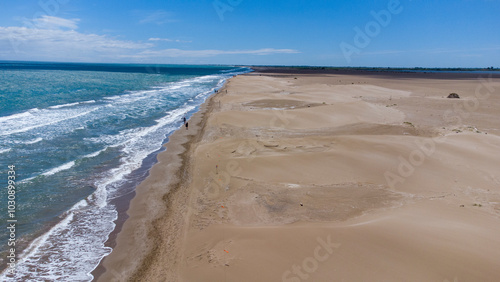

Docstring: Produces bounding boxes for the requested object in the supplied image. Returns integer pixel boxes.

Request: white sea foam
[77,103,192,205]
[0,109,34,122]
[48,100,96,109]
[18,176,35,183]
[21,149,104,183]
[0,198,116,281]
[0,212,75,281]
[104,90,155,103]
[42,161,76,176]
[0,148,11,154]
[99,75,218,109]
[0,108,97,136]
[18,211,76,264]
[103,95,121,100]
[49,102,80,109]
[22,137,43,144]
[96,105,196,202]
[83,149,106,159]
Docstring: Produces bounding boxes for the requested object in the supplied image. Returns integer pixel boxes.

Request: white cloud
[0,17,299,63]
[0,27,152,50]
[135,48,300,58]
[138,10,175,25]
[0,26,153,61]
[148,37,192,43]
[33,15,80,30]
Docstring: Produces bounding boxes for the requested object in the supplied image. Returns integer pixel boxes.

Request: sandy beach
[97,69,500,281]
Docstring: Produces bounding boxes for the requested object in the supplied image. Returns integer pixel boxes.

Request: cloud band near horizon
[0,16,299,63]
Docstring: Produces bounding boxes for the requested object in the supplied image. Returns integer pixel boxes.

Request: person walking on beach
[183,116,186,124]
[185,122,188,130]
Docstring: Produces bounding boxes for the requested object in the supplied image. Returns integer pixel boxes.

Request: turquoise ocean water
[0,61,250,280]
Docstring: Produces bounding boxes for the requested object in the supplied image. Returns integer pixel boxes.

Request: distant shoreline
[1,60,498,74]
[248,66,500,79]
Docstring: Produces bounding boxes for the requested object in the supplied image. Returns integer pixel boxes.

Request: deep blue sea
[0,61,250,280]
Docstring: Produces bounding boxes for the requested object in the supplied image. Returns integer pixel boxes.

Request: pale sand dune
[99,72,500,281]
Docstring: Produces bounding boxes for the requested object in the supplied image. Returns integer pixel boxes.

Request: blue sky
[0,0,499,67]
